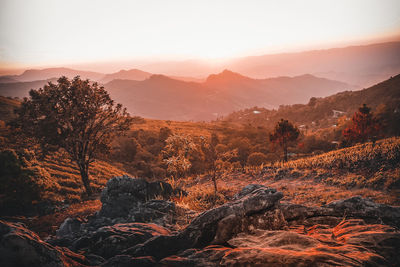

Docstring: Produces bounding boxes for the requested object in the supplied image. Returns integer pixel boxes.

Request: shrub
[247,152,268,166]
[0,149,59,214]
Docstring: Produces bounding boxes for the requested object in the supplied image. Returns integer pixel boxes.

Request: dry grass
[177,171,399,214]
[131,118,216,137]
[274,137,400,173]
[39,151,128,203]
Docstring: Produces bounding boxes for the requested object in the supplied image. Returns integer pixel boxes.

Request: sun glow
[0,0,399,71]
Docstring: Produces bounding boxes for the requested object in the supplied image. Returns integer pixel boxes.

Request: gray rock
[0,220,94,267]
[129,185,283,260]
[99,176,177,222]
[74,222,170,259]
[233,184,266,200]
[56,217,82,238]
[326,196,400,228]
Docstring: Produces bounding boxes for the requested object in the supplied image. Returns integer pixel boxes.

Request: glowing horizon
[1,0,400,73]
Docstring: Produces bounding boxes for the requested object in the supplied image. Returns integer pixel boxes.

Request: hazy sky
[0,0,399,69]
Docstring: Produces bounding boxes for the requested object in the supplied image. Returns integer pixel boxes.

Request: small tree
[269,119,300,162]
[201,133,238,194]
[162,133,196,179]
[200,133,219,194]
[343,104,381,144]
[14,76,132,196]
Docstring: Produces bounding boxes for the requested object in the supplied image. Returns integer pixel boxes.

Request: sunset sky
[0,0,399,71]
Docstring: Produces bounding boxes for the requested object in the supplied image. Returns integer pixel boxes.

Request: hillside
[0,78,56,99]
[104,71,351,120]
[0,96,20,123]
[224,73,400,132]
[0,70,351,121]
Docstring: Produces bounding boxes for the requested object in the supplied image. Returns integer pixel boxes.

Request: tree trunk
[283,140,288,162]
[212,170,218,195]
[78,163,92,196]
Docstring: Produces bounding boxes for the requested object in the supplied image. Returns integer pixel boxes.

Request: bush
[0,149,59,214]
[247,152,268,166]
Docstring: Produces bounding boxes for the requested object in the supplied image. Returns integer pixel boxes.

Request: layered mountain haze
[10,67,105,82]
[0,79,57,98]
[104,70,352,120]
[100,69,152,83]
[133,42,400,87]
[0,41,399,120]
[229,42,400,87]
[0,68,352,121]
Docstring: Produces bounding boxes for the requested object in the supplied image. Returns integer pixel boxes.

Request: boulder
[129,185,283,260]
[98,176,178,226]
[326,196,400,228]
[281,195,400,228]
[0,220,95,267]
[83,223,170,259]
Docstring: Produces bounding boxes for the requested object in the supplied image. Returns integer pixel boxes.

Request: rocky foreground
[1,176,399,266]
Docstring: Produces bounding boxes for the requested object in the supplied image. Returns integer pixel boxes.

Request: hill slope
[0,96,20,123]
[225,73,400,131]
[0,79,56,99]
[104,71,351,120]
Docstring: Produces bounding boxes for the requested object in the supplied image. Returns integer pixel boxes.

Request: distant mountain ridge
[134,42,400,88]
[15,67,104,82]
[0,69,353,120]
[102,70,352,120]
[100,69,152,83]
[228,42,400,87]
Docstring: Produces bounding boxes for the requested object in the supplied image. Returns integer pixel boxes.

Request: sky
[0,0,399,72]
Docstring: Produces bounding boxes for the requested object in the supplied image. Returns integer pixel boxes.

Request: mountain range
[0,69,352,121]
[135,42,400,88]
[0,41,399,120]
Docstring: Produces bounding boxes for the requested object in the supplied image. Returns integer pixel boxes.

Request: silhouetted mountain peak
[147,74,176,82]
[205,69,252,85]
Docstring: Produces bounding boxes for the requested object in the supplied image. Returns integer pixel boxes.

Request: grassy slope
[39,151,128,202]
[177,137,400,213]
[0,96,20,123]
[273,137,400,190]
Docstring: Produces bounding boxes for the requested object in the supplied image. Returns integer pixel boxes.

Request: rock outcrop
[127,185,284,260]
[0,220,95,267]
[2,180,400,267]
[98,176,179,226]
